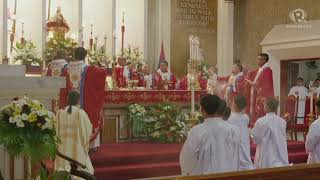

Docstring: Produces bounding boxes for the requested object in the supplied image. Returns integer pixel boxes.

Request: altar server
[288,78,308,124]
[305,100,320,164]
[251,98,289,169]
[55,91,94,175]
[180,95,240,175]
[228,95,254,170]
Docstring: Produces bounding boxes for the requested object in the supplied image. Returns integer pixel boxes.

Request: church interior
[1,0,320,180]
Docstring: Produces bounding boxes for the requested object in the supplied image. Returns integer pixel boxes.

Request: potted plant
[12,40,42,74]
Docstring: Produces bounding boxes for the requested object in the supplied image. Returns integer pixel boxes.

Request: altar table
[102,90,206,143]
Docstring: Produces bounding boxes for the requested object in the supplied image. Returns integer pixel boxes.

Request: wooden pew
[144,163,320,180]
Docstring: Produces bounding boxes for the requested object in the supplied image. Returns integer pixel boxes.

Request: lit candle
[189,35,193,60]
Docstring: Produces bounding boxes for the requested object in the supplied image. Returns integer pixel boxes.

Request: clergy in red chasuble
[154,61,177,90]
[178,69,207,90]
[60,47,107,142]
[223,63,245,106]
[115,57,129,88]
[246,53,274,123]
[46,49,69,110]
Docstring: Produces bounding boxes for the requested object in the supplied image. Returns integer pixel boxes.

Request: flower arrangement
[12,40,42,66]
[0,96,58,163]
[87,46,110,67]
[44,32,77,62]
[128,104,147,137]
[146,103,189,143]
[121,45,145,68]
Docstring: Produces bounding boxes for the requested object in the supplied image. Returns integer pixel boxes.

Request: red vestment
[115,66,127,88]
[154,71,177,90]
[60,65,107,141]
[247,65,274,123]
[178,74,207,90]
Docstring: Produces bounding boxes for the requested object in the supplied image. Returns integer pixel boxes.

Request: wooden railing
[145,163,320,180]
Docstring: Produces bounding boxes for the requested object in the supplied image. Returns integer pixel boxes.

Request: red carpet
[90,141,307,180]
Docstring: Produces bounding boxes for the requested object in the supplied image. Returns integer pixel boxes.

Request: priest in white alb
[55,91,94,175]
[288,78,308,124]
[305,100,320,164]
[251,98,289,169]
[180,94,240,175]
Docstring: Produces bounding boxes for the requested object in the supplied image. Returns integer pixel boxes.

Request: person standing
[305,100,320,164]
[55,91,94,175]
[180,95,240,175]
[251,98,289,169]
[247,53,274,123]
[288,78,309,124]
[228,95,254,170]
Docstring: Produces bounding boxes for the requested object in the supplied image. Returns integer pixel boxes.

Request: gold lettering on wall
[171,0,217,77]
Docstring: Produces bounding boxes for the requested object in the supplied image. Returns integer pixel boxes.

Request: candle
[112,31,116,57]
[104,35,107,55]
[191,79,195,113]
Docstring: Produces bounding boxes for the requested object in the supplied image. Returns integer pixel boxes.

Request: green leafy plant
[128,104,147,137]
[44,32,77,62]
[0,96,58,163]
[12,40,42,66]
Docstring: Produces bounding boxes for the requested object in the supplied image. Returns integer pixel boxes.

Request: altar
[101,90,206,143]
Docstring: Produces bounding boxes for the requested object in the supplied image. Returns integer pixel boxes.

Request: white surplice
[179,118,240,175]
[288,85,309,124]
[55,106,94,175]
[306,118,320,164]
[228,113,254,170]
[251,113,289,169]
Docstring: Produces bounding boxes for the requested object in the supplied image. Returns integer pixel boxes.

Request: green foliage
[127,103,201,143]
[0,97,58,164]
[13,40,42,66]
[44,32,77,62]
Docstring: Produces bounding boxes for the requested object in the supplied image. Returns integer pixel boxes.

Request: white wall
[9,0,43,57]
[83,0,113,54]
[115,0,145,56]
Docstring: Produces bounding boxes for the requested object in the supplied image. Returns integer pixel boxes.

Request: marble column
[147,0,171,71]
[217,0,234,76]
[2,0,8,62]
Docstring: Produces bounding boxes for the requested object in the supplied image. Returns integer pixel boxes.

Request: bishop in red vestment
[60,47,107,142]
[246,53,274,123]
[154,61,177,90]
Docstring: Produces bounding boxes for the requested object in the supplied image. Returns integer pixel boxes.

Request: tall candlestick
[191,83,195,113]
[112,31,116,57]
[104,35,107,55]
[89,24,93,50]
[121,10,126,56]
[3,0,8,59]
[20,22,25,45]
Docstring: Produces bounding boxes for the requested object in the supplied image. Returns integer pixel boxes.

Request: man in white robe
[305,100,320,164]
[228,95,254,170]
[180,94,240,175]
[55,91,94,175]
[251,98,289,169]
[288,78,308,124]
